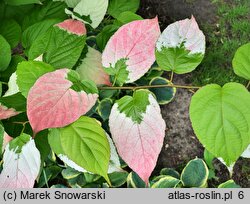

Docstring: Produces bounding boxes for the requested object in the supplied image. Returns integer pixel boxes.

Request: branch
[98,83,201,91]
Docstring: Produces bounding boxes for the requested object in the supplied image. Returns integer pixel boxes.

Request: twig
[98,83,201,91]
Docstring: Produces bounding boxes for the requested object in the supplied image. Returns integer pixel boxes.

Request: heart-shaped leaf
[232,43,250,80]
[76,46,111,86]
[156,16,205,74]
[0,134,41,188]
[190,83,250,165]
[109,90,166,184]
[102,18,161,85]
[27,69,98,134]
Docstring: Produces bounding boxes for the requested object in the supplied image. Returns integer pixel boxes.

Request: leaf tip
[56,19,87,36]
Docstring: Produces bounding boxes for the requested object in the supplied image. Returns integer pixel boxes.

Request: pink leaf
[102,17,161,83]
[2,132,13,152]
[109,91,166,184]
[0,104,20,120]
[27,69,98,134]
[56,19,87,36]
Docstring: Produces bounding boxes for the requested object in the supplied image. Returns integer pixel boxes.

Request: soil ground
[138,0,250,187]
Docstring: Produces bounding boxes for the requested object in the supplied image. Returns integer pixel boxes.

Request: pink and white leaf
[0,104,20,120]
[0,139,41,188]
[156,16,205,54]
[109,94,166,184]
[56,19,87,36]
[27,69,98,134]
[102,17,161,83]
[76,47,111,86]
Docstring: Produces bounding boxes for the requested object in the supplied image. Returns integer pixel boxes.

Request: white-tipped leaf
[109,90,166,184]
[66,0,108,29]
[0,134,41,188]
[4,72,19,97]
[156,16,205,74]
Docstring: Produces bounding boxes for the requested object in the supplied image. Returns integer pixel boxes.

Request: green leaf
[22,18,62,50]
[204,149,215,170]
[8,133,31,153]
[114,11,143,26]
[218,180,240,188]
[190,83,250,165]
[4,0,40,6]
[0,123,4,155]
[99,89,119,100]
[61,167,81,180]
[0,19,21,48]
[108,0,140,18]
[52,0,80,8]
[66,70,98,94]
[116,90,150,123]
[16,61,55,97]
[97,98,113,121]
[108,172,128,187]
[155,45,204,74]
[2,112,32,137]
[0,55,26,83]
[180,158,209,187]
[34,130,50,167]
[50,116,111,184]
[145,67,164,80]
[29,26,86,69]
[232,43,250,80]
[1,3,34,25]
[127,172,146,188]
[0,93,26,111]
[96,24,119,51]
[22,1,67,30]
[0,82,2,96]
[0,35,11,72]
[48,128,64,155]
[105,58,129,86]
[151,176,180,188]
[37,165,62,187]
[160,168,180,179]
[149,77,176,105]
